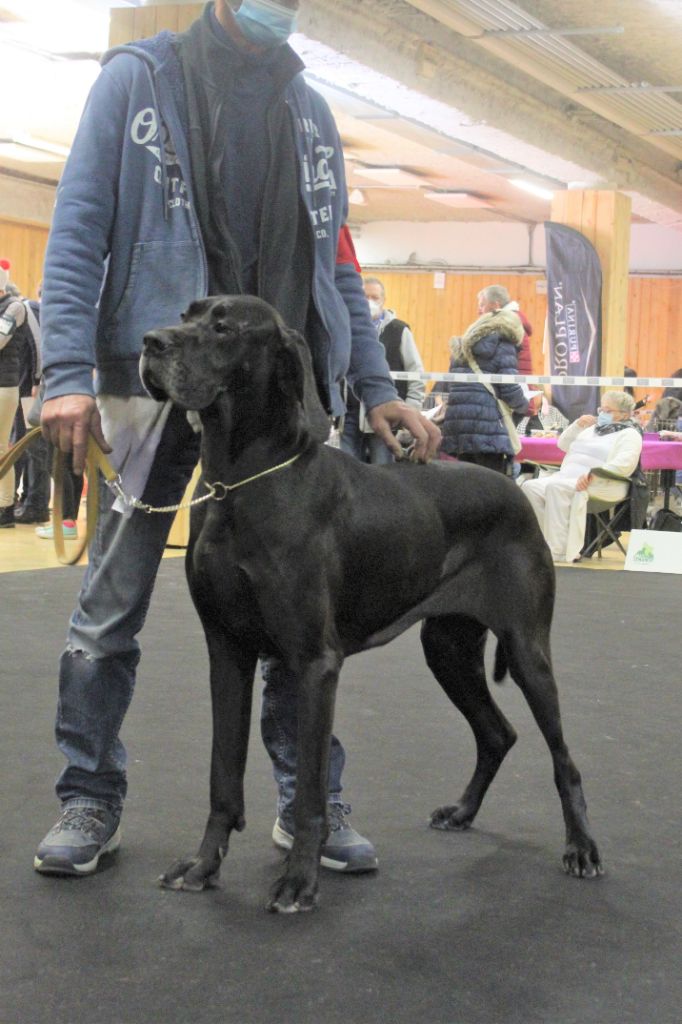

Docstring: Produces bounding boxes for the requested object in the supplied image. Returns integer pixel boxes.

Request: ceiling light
[0,136,71,162]
[481,25,624,39]
[349,188,366,206]
[0,0,109,54]
[353,166,427,188]
[423,191,491,208]
[577,83,682,94]
[510,178,556,201]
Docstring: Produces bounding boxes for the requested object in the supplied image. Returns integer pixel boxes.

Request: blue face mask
[597,411,614,428]
[234,0,297,47]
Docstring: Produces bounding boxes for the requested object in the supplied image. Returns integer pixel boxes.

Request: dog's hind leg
[502,629,603,878]
[422,615,518,831]
[159,634,258,893]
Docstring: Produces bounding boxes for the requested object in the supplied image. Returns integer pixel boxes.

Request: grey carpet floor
[1,561,680,1024]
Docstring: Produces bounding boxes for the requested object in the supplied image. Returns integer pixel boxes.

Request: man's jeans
[260,659,345,829]
[340,404,394,465]
[55,407,346,823]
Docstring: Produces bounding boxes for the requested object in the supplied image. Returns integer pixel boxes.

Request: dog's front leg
[267,650,342,914]
[159,634,257,893]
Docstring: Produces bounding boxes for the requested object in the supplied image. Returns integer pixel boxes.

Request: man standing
[0,261,26,528]
[35,0,439,877]
[341,276,425,463]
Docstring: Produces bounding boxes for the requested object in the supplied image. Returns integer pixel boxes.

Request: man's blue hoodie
[40,4,397,418]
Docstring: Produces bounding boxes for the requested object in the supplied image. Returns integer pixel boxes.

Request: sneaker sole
[33,826,122,876]
[272,822,378,874]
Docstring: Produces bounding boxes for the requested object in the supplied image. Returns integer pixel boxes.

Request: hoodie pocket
[100,240,202,358]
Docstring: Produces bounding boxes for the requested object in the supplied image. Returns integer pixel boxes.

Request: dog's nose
[143,330,172,354]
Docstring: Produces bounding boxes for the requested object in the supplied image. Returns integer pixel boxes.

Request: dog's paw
[562,841,604,879]
[266,875,319,914]
[429,804,475,831]
[158,856,222,893]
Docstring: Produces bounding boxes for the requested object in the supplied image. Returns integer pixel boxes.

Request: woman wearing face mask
[520,390,642,564]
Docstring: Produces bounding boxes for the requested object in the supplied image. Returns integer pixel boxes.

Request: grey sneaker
[34,806,121,876]
[272,803,378,873]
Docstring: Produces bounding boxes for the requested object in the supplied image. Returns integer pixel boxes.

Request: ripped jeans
[55,407,346,821]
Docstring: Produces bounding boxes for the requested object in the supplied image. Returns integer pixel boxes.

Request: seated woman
[520,390,642,564]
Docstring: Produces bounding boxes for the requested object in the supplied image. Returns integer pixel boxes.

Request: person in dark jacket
[34,0,439,879]
[440,307,529,474]
[662,368,682,404]
[477,284,541,432]
[0,261,26,527]
[10,292,53,525]
[341,275,425,463]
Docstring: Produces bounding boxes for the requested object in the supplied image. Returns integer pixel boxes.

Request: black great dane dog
[140,295,602,913]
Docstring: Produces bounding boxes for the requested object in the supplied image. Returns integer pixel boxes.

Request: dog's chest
[189,534,267,638]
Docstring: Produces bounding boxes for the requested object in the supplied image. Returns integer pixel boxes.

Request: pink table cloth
[517,435,682,472]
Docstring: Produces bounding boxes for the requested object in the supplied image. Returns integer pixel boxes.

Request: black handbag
[650,507,682,532]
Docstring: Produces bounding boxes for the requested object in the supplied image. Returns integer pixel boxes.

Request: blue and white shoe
[34,806,121,876]
[273,803,378,873]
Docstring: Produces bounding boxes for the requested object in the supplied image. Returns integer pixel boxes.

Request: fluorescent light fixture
[578,83,682,94]
[349,188,366,206]
[353,166,427,188]
[510,178,555,201]
[423,191,491,209]
[0,136,71,162]
[481,25,624,39]
[0,0,109,54]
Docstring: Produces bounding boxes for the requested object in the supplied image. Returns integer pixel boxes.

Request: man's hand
[366,400,441,462]
[575,472,593,492]
[41,395,112,475]
[577,414,597,428]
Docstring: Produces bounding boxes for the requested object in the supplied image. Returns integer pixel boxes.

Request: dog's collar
[207,452,302,498]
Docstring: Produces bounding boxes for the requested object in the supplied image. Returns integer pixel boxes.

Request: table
[518,434,682,508]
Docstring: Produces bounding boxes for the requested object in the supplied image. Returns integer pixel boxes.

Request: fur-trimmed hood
[450,309,524,363]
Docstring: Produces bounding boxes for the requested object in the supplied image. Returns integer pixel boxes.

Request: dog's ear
[277,328,330,443]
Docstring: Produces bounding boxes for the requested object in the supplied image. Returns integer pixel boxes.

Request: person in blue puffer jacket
[34,0,440,881]
[440,308,529,474]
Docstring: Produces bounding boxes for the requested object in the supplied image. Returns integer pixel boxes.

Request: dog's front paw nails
[266,875,319,914]
[158,856,222,893]
[429,804,474,831]
[562,842,604,879]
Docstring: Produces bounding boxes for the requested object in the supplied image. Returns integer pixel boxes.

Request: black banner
[544,221,602,421]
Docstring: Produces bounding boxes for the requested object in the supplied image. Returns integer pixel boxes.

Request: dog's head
[140,295,329,441]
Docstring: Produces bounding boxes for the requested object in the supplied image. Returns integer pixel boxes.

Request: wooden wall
[1,203,680,393]
[0,217,50,300]
[374,270,682,399]
[109,3,203,44]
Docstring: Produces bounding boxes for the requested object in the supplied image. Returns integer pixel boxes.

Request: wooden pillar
[550,189,632,383]
[109,4,202,46]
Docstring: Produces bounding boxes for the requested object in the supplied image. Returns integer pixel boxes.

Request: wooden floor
[0,508,628,574]
[0,513,184,574]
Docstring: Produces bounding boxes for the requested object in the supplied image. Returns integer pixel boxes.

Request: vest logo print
[130,107,190,211]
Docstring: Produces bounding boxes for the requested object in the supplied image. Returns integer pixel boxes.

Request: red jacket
[514,309,534,375]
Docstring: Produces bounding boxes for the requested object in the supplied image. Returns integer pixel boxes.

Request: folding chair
[581,467,633,560]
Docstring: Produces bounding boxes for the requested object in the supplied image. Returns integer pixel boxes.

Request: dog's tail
[493,640,509,684]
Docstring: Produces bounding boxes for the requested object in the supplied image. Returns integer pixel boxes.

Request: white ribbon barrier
[390,372,679,388]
